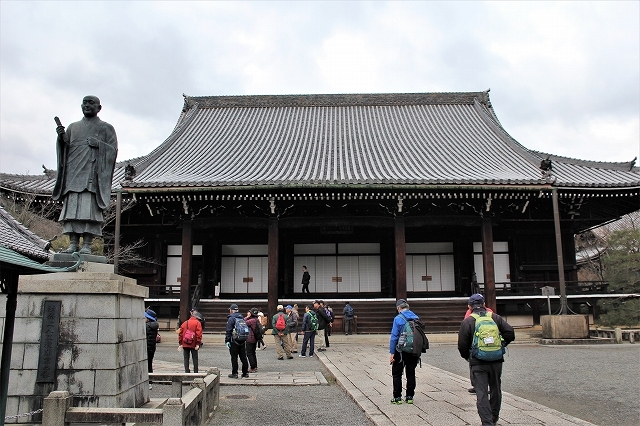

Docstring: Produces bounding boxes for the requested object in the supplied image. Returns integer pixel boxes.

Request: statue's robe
[52,116,117,236]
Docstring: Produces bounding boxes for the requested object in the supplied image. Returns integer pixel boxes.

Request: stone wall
[0,263,149,423]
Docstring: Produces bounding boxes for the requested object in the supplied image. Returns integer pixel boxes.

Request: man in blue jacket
[225,304,249,379]
[389,299,420,405]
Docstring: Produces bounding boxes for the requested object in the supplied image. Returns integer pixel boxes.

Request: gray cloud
[1,1,638,175]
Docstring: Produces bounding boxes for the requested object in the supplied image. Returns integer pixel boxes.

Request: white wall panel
[441,255,455,291]
[359,256,381,292]
[234,256,248,293]
[247,257,263,293]
[220,257,236,293]
[405,256,414,292]
[165,256,182,293]
[315,256,337,293]
[337,256,359,293]
[426,255,442,291]
[410,255,427,292]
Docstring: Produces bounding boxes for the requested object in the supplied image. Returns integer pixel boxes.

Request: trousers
[471,362,503,426]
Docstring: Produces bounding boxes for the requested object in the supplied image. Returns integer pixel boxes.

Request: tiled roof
[122,92,640,190]
[1,92,639,194]
[0,205,50,260]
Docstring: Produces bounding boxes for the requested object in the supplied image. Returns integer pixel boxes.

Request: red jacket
[178,317,203,348]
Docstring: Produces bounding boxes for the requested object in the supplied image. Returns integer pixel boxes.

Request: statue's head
[81,95,102,118]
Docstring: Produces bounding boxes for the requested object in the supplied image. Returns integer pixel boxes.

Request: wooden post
[395,215,407,301]
[552,189,568,314]
[0,270,19,424]
[114,191,122,274]
[180,220,193,325]
[481,217,497,312]
[268,218,279,318]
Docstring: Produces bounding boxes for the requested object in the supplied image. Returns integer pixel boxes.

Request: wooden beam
[395,216,407,301]
[180,220,193,325]
[268,218,279,317]
[481,217,496,311]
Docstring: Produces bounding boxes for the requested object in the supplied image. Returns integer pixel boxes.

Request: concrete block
[58,317,99,344]
[94,369,119,396]
[22,343,41,369]
[74,295,117,318]
[42,391,72,426]
[119,296,133,319]
[66,369,96,395]
[9,343,25,369]
[12,317,42,343]
[541,315,589,339]
[8,369,37,395]
[67,344,117,370]
[163,398,185,426]
[97,318,118,343]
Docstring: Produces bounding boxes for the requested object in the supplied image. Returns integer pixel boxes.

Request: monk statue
[52,96,118,254]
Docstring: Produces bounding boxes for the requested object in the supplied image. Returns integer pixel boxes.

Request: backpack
[232,317,250,343]
[275,313,287,331]
[470,312,505,361]
[396,312,429,356]
[325,308,333,322]
[308,311,319,331]
[345,305,354,318]
[254,320,265,341]
[183,328,196,345]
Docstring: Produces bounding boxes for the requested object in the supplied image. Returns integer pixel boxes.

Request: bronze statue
[52,96,118,254]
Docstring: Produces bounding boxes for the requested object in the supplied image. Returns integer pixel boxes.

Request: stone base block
[541,315,589,339]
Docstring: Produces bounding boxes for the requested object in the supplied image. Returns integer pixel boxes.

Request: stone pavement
[317,342,597,426]
[154,331,599,425]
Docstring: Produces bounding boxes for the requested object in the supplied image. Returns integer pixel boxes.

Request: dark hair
[305,305,312,310]
[302,265,307,269]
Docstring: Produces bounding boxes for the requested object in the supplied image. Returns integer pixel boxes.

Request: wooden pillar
[481,217,496,312]
[395,215,407,301]
[0,270,19,423]
[552,189,567,314]
[180,220,193,325]
[268,218,279,317]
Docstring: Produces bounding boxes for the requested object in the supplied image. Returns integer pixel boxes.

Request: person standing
[301,266,311,293]
[343,302,355,335]
[389,299,420,404]
[464,304,494,394]
[145,309,159,390]
[244,307,260,373]
[225,304,249,378]
[285,305,299,353]
[178,309,202,373]
[313,300,331,351]
[271,305,293,360]
[299,305,317,357]
[257,311,268,350]
[458,294,515,426]
[52,95,118,254]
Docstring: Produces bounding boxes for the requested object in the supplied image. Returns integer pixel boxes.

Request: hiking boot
[468,388,476,394]
[405,396,413,404]
[277,357,284,360]
[228,373,238,379]
[299,354,306,357]
[241,373,250,378]
[287,356,294,359]
[317,347,326,352]
[391,397,402,405]
[248,368,258,373]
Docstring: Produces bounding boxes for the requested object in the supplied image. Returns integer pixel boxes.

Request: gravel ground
[151,338,375,426]
[425,343,640,426]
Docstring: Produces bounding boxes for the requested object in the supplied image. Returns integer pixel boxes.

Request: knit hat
[250,307,259,316]
[277,304,284,311]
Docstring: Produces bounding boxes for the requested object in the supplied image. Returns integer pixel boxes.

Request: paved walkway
[154,331,598,425]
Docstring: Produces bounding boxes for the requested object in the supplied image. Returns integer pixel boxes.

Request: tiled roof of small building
[0,205,50,260]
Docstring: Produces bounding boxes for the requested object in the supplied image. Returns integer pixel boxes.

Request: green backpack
[470,312,505,361]
[308,311,319,331]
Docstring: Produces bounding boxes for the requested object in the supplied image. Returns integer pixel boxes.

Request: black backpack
[396,313,429,356]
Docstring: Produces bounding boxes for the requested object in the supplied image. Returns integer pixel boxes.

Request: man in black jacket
[458,294,515,426]
[313,300,331,351]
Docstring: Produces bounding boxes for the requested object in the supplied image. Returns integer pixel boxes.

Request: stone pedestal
[0,263,149,423]
[541,314,589,339]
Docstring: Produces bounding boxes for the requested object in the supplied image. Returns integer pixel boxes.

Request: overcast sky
[1,1,638,175]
